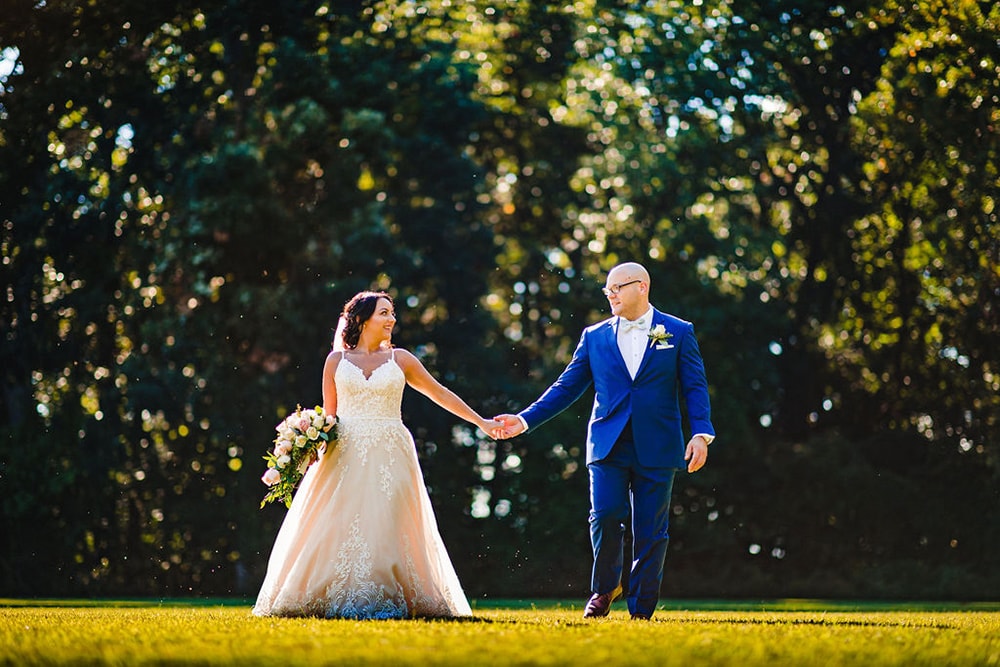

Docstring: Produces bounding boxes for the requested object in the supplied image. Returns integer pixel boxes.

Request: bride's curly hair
[336,291,393,350]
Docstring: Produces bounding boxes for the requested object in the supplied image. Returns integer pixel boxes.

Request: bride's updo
[336,291,393,350]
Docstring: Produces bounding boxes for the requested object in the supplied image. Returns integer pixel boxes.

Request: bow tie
[620,317,648,333]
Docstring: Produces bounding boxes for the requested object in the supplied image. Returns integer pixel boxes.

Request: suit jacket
[519,307,714,468]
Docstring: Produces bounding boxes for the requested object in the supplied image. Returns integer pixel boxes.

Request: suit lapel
[603,318,631,378]
[633,309,663,379]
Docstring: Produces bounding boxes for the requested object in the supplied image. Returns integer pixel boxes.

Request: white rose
[306,426,319,440]
[294,435,308,448]
[311,414,324,429]
[261,468,281,486]
[274,441,292,456]
[276,454,291,469]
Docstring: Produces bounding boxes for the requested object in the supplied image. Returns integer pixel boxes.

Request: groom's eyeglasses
[602,279,641,296]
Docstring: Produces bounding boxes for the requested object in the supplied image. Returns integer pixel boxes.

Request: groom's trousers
[588,421,676,617]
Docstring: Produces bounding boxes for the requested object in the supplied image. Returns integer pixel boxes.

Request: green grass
[1,599,998,666]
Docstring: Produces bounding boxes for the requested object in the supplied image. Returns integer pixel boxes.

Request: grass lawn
[1,598,998,666]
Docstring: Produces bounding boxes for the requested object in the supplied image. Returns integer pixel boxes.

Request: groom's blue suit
[518,307,714,616]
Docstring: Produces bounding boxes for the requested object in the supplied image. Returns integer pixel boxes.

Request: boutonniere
[648,324,674,349]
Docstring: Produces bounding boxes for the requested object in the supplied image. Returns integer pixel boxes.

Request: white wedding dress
[252,350,472,619]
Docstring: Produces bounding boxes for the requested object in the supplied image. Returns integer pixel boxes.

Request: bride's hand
[479,418,505,440]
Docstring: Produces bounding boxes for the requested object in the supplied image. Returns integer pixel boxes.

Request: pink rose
[261,468,281,486]
[298,417,311,431]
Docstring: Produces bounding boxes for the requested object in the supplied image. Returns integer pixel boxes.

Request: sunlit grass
[1,599,998,666]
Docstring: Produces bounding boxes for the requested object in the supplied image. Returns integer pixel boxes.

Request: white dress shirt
[617,306,654,379]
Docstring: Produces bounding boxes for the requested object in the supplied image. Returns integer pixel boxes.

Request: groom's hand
[493,414,525,440]
[685,435,709,473]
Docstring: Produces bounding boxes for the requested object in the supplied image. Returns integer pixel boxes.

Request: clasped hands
[485,414,523,441]
[477,415,522,440]
[479,415,525,440]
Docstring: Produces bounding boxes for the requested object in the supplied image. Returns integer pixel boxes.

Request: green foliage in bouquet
[260,406,338,509]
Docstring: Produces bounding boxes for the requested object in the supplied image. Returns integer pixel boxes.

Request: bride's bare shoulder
[391,347,419,367]
[324,349,345,368]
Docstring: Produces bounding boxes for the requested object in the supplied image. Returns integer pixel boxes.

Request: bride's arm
[394,348,501,437]
[322,351,343,417]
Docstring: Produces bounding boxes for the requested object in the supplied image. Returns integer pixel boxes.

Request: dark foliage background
[2,0,997,600]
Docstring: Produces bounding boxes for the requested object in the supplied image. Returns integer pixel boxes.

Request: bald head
[608,262,650,286]
[604,262,651,320]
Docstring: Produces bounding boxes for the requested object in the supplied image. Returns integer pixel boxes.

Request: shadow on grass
[3,597,998,616]
[0,598,253,608]
[671,616,961,630]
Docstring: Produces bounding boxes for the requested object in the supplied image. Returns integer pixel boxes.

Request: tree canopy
[2,0,997,599]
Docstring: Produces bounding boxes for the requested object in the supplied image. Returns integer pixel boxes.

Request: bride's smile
[356,298,396,350]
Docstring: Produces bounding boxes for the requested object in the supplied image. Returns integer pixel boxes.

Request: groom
[495,262,715,620]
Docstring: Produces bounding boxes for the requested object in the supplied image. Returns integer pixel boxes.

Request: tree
[0,0,501,595]
[3,0,997,599]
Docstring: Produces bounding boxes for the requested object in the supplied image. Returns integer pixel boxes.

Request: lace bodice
[335,354,405,421]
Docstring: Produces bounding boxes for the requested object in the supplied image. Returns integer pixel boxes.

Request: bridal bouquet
[260,405,338,509]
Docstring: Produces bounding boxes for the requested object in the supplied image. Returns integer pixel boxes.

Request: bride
[253,290,501,619]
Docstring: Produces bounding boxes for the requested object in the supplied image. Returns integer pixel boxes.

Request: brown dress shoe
[582,584,623,618]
